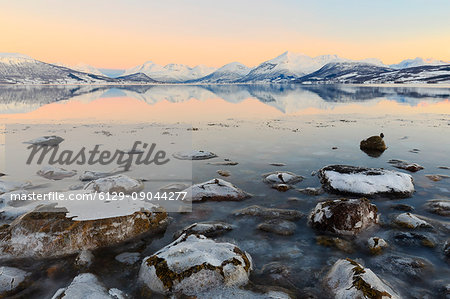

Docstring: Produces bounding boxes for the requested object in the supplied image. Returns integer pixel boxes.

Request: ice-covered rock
[183,178,250,202]
[394,213,432,229]
[257,219,296,235]
[51,273,126,299]
[318,165,414,198]
[262,171,303,192]
[0,180,32,194]
[424,199,450,216]
[0,204,168,258]
[173,221,233,239]
[376,255,433,280]
[393,232,436,248]
[309,198,378,235]
[37,165,77,180]
[24,135,64,146]
[368,237,388,254]
[234,205,303,221]
[139,234,252,295]
[173,150,217,160]
[262,171,303,185]
[324,258,400,299]
[425,174,450,182]
[115,252,140,265]
[83,174,144,194]
[0,266,29,297]
[388,159,424,172]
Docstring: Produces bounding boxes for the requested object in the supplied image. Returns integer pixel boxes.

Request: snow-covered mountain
[237,51,386,83]
[296,62,450,84]
[189,62,250,83]
[0,53,118,84]
[390,57,449,69]
[116,72,159,83]
[123,61,216,83]
[54,62,104,76]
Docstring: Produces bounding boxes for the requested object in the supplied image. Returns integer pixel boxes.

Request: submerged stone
[37,165,77,180]
[316,235,354,253]
[318,165,414,198]
[393,232,436,248]
[234,205,303,221]
[257,219,297,236]
[115,252,141,265]
[297,187,324,196]
[173,221,233,239]
[425,174,450,182]
[79,167,126,181]
[324,258,400,299]
[309,198,378,235]
[0,180,32,194]
[183,178,250,202]
[139,234,252,296]
[217,170,231,177]
[173,150,217,160]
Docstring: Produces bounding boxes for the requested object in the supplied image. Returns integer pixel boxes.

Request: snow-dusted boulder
[368,237,388,254]
[51,273,126,299]
[24,135,64,146]
[37,165,77,180]
[184,178,250,202]
[234,205,303,221]
[394,213,432,229]
[0,204,168,258]
[0,180,32,194]
[309,198,378,235]
[0,266,29,297]
[318,165,414,198]
[173,150,217,160]
[325,258,400,299]
[424,199,450,217]
[139,234,252,296]
[84,174,143,194]
[173,221,232,239]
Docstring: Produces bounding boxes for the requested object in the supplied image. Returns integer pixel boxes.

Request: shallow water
[0,84,449,298]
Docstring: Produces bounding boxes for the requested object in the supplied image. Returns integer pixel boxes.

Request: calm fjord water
[0,84,449,298]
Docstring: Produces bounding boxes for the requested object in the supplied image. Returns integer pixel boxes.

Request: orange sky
[1,0,449,69]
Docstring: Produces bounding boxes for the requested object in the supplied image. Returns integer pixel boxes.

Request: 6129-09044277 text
[9,191,188,201]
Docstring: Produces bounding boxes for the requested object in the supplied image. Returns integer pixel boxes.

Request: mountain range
[0,52,449,85]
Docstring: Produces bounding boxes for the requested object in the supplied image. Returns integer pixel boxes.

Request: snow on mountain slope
[390,57,448,69]
[189,62,250,83]
[54,62,104,76]
[237,51,386,83]
[123,61,216,83]
[296,62,450,84]
[0,53,116,84]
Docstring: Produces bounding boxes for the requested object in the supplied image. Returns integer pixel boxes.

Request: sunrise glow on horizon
[1,0,450,69]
